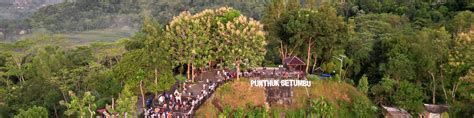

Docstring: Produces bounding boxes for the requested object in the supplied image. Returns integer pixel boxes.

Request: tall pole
[333,55,346,81]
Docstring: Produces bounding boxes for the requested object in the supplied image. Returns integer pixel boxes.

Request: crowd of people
[97,68,303,118]
[242,68,305,79]
[142,70,234,118]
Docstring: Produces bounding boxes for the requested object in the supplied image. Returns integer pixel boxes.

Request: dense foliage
[0,0,473,117]
[13,106,49,118]
[261,0,474,116]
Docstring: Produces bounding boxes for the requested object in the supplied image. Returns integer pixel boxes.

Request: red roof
[283,56,306,65]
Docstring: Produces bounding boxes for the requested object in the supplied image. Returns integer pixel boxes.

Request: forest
[0,0,473,117]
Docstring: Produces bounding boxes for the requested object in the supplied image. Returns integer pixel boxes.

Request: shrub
[307,97,335,118]
[357,75,369,94]
[14,106,48,118]
[306,74,320,81]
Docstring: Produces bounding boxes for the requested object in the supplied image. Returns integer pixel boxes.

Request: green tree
[261,0,297,64]
[1,77,62,118]
[449,68,474,117]
[444,27,474,117]
[282,7,347,73]
[166,10,209,81]
[107,84,138,117]
[60,91,96,118]
[393,81,425,114]
[167,7,266,80]
[370,76,396,105]
[142,17,175,94]
[448,11,474,33]
[14,106,49,118]
[413,28,450,104]
[349,13,409,81]
[217,12,267,80]
[357,75,369,94]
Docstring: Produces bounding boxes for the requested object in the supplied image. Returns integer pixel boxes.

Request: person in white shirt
[174,90,179,96]
[202,90,207,96]
[191,99,196,106]
[170,94,174,102]
[223,71,228,79]
[175,94,181,103]
[159,95,165,104]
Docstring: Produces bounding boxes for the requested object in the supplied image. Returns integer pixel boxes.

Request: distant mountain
[0,0,63,20]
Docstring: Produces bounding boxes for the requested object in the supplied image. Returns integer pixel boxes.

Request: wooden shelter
[283,56,306,72]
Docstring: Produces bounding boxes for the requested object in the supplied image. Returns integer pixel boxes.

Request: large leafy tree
[444,26,473,116]
[167,7,266,80]
[447,11,474,33]
[413,28,450,104]
[262,0,302,64]
[114,18,175,109]
[142,17,175,94]
[393,81,425,114]
[283,7,347,73]
[114,50,157,108]
[167,11,210,81]
[217,14,267,80]
[348,13,409,82]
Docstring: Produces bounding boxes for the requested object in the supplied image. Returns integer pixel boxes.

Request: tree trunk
[430,72,436,104]
[311,54,318,74]
[191,64,195,82]
[88,104,93,118]
[200,67,204,80]
[305,38,312,74]
[280,42,286,64]
[451,81,460,101]
[61,90,68,103]
[187,63,191,80]
[154,68,159,96]
[15,61,24,83]
[54,105,59,118]
[236,60,241,80]
[209,60,212,69]
[112,98,115,110]
[140,80,145,108]
[440,66,448,104]
[79,107,83,118]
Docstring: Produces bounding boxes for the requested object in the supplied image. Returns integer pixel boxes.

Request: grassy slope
[291,80,366,109]
[195,79,371,117]
[195,78,266,118]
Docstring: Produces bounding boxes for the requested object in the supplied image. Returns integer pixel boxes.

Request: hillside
[195,79,267,117]
[195,78,378,117]
[1,0,268,41]
[0,0,62,20]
